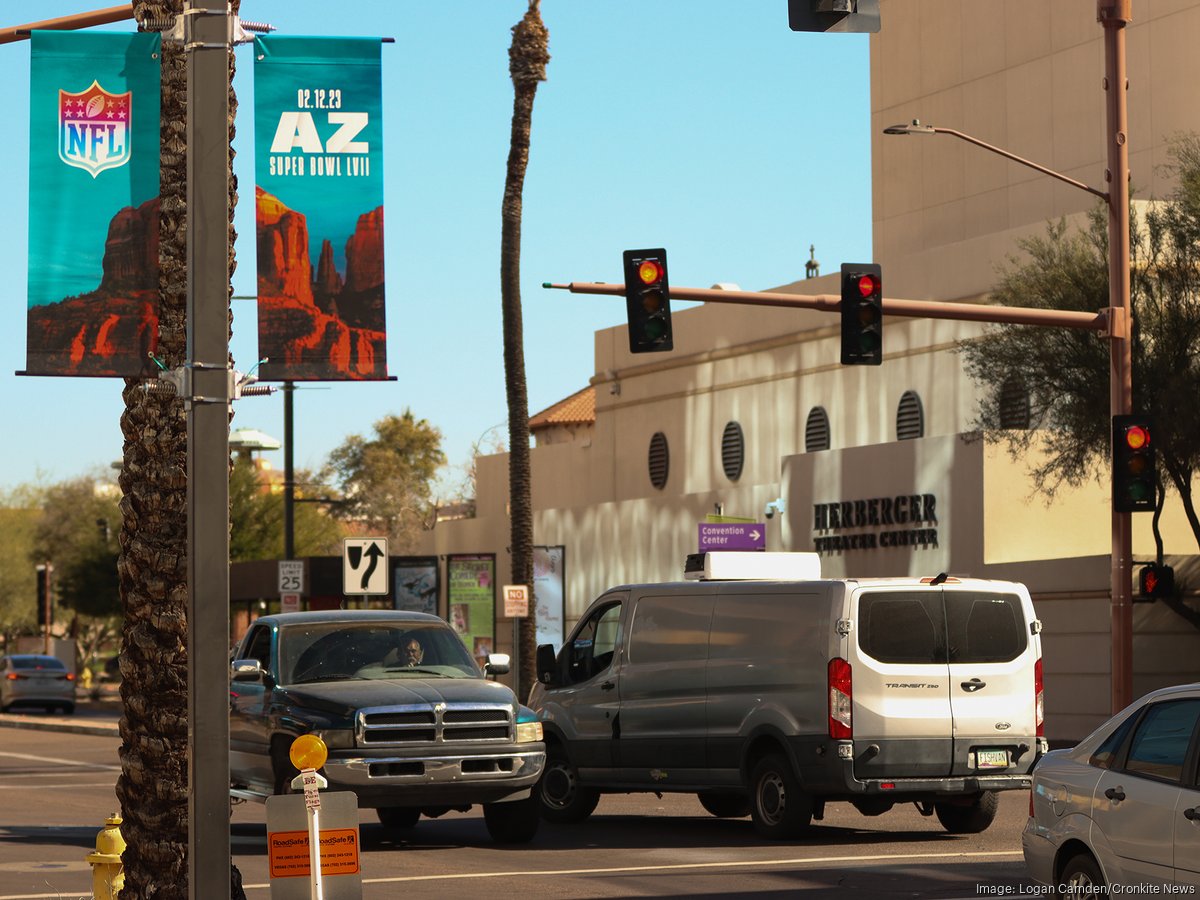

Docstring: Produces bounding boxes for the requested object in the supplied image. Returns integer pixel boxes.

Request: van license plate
[975,749,1009,769]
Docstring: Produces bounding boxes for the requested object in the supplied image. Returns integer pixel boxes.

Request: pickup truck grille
[357,703,513,746]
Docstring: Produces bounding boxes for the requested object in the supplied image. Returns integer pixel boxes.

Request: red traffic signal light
[1112,415,1156,513]
[841,263,883,366]
[1138,563,1174,600]
[623,249,673,353]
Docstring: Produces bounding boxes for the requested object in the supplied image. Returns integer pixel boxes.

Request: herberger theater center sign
[812,493,939,553]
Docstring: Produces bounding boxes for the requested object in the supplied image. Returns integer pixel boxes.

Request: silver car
[1022,682,1200,894]
[0,654,76,714]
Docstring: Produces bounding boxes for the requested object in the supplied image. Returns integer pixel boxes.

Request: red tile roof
[529,386,595,430]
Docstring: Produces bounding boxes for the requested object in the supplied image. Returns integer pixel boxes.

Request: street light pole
[882,0,1135,714]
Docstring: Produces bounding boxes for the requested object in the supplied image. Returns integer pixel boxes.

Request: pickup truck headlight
[316,729,355,750]
[515,708,543,743]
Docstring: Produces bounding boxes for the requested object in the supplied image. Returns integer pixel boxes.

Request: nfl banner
[26,32,161,377]
[254,36,388,381]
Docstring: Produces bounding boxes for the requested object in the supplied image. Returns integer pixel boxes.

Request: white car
[1022,682,1200,893]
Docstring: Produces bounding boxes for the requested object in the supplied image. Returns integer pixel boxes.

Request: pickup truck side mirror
[535,643,559,687]
[484,652,510,676]
[230,659,265,683]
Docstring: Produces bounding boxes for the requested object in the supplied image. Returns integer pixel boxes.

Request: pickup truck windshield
[279,622,480,684]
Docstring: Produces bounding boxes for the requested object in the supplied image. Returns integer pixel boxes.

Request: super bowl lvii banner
[26,31,161,377]
[254,36,388,381]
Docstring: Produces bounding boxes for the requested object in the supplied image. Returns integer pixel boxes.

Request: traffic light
[1112,415,1156,513]
[788,0,880,33]
[840,263,883,365]
[623,248,673,353]
[36,564,50,628]
[1137,563,1174,601]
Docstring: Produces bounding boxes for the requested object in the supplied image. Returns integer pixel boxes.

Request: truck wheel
[749,753,812,839]
[697,791,750,818]
[538,746,600,823]
[483,795,540,843]
[377,807,420,830]
[272,741,300,796]
[934,791,999,834]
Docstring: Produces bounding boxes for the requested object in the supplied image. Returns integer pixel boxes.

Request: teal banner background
[254,36,388,381]
[26,31,161,377]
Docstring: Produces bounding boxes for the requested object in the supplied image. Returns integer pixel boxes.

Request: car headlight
[315,729,355,750]
[515,707,543,743]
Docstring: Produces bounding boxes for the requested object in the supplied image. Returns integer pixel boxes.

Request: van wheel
[538,746,599,823]
[749,754,812,839]
[377,807,420,830]
[697,791,750,818]
[483,795,541,843]
[934,791,999,834]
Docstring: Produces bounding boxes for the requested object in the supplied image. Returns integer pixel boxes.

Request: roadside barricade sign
[266,791,361,899]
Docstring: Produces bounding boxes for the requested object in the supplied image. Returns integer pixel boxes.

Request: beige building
[421,0,1200,742]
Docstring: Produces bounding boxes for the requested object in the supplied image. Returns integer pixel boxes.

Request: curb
[0,711,120,738]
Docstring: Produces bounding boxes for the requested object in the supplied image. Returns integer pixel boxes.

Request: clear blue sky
[0,1,871,496]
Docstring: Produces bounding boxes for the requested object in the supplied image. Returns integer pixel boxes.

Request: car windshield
[278,621,481,685]
[11,656,66,670]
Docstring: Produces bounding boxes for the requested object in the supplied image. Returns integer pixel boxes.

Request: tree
[0,487,41,644]
[118,2,239,894]
[959,135,1200,556]
[32,477,122,621]
[229,457,345,560]
[322,411,447,553]
[501,0,549,697]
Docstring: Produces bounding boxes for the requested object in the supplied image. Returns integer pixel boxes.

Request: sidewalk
[0,697,120,737]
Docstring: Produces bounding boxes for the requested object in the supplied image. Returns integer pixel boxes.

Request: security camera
[764,498,786,519]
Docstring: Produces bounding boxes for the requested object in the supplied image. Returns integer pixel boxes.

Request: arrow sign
[343,538,389,595]
[698,522,766,552]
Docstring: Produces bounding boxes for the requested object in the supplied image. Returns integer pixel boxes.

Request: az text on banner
[25,31,161,378]
[254,36,388,382]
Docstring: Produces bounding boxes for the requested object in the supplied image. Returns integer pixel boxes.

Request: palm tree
[117,2,237,894]
[500,1,549,698]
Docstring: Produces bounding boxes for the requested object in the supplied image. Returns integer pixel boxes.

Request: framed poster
[446,554,496,670]
[533,545,565,650]
[393,557,438,615]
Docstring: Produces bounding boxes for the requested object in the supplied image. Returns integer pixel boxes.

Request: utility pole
[185,1,232,897]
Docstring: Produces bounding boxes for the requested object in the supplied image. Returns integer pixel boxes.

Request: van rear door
[943,586,1039,776]
[849,589,954,778]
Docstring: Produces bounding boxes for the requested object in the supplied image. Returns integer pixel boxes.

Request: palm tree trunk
[501,1,549,699]
[118,3,237,895]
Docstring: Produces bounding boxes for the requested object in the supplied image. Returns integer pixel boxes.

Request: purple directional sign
[698,522,766,552]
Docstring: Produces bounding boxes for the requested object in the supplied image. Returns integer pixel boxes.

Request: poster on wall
[25,31,162,377]
[533,546,565,650]
[253,35,388,381]
[393,557,438,615]
[447,555,496,670]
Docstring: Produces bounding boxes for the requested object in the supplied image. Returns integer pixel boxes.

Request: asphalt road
[0,703,1039,899]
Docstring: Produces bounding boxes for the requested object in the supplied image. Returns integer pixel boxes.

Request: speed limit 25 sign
[278,560,304,595]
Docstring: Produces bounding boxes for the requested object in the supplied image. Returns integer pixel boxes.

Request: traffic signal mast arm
[544,281,1116,333]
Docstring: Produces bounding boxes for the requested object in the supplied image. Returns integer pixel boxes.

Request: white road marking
[0,751,119,771]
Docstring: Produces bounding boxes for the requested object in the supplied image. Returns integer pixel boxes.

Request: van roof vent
[684,551,822,581]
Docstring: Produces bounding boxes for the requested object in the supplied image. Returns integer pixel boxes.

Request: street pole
[1100,0,1134,714]
[284,380,295,562]
[185,1,232,897]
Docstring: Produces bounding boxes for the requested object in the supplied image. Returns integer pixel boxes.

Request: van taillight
[1034,657,1044,737]
[828,657,852,739]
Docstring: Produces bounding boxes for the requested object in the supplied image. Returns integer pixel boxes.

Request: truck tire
[483,795,540,843]
[749,753,812,839]
[697,791,750,818]
[377,807,420,830]
[538,746,600,823]
[934,791,999,834]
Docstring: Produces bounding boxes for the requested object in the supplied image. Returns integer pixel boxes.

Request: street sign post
[698,522,766,552]
[342,538,389,595]
[503,584,529,618]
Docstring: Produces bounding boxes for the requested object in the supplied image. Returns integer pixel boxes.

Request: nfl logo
[58,80,132,178]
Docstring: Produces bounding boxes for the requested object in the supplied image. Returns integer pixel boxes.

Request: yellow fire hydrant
[86,813,125,900]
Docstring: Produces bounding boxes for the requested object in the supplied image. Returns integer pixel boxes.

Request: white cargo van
[529,552,1046,839]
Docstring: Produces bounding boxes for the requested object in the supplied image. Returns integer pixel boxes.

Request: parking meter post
[305,784,323,900]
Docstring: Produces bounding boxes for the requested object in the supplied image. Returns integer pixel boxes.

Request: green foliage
[959,134,1200,550]
[0,493,40,638]
[31,478,122,621]
[229,457,345,560]
[321,410,447,553]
